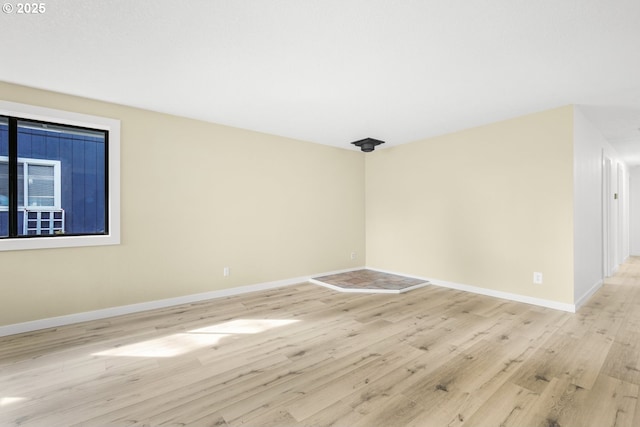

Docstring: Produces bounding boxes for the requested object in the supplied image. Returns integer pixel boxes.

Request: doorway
[603,154,625,278]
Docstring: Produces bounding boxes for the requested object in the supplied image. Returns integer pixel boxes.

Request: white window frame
[0,156,62,210]
[0,100,120,251]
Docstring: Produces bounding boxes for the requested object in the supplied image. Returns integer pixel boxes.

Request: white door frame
[603,154,613,277]
[617,162,624,266]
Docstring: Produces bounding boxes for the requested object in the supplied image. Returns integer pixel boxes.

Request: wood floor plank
[508,328,613,394]
[285,344,424,422]
[460,381,540,427]
[600,328,640,385]
[63,354,291,427]
[350,394,426,427]
[553,374,638,427]
[400,336,535,426]
[507,374,638,427]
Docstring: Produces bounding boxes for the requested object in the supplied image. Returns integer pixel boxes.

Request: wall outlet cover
[533,272,543,284]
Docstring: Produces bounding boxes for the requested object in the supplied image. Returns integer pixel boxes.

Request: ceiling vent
[351,137,385,152]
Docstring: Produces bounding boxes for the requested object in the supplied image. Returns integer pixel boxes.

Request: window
[0,101,120,250]
[0,157,61,209]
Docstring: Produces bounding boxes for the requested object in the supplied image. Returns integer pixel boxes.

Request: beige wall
[0,82,365,326]
[366,106,575,304]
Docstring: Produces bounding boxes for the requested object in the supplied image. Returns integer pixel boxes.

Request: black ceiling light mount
[351,137,385,152]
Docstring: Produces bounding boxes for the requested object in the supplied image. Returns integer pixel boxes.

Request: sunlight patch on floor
[92,333,228,358]
[190,318,299,334]
[0,397,27,407]
[92,318,300,358]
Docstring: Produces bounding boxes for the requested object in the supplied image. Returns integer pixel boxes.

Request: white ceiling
[1,0,640,163]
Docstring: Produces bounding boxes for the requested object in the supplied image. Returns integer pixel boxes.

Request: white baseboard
[574,279,603,310]
[0,266,364,337]
[1,264,580,337]
[367,267,576,313]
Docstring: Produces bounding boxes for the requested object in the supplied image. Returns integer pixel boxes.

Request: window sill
[0,233,119,251]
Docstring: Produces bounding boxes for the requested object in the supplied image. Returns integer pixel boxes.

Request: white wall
[573,107,629,305]
[630,167,640,255]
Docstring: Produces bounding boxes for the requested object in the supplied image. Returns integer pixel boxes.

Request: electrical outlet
[533,272,543,284]
[350,252,357,260]
[223,267,230,277]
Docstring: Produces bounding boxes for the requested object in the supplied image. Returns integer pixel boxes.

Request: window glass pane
[0,117,7,237]
[27,164,55,207]
[17,119,107,236]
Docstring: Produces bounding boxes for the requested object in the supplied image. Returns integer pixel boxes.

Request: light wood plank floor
[2,259,640,426]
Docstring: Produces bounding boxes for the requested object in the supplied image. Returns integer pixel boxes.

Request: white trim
[0,100,120,250]
[574,279,603,310]
[0,266,364,337]
[367,267,577,313]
